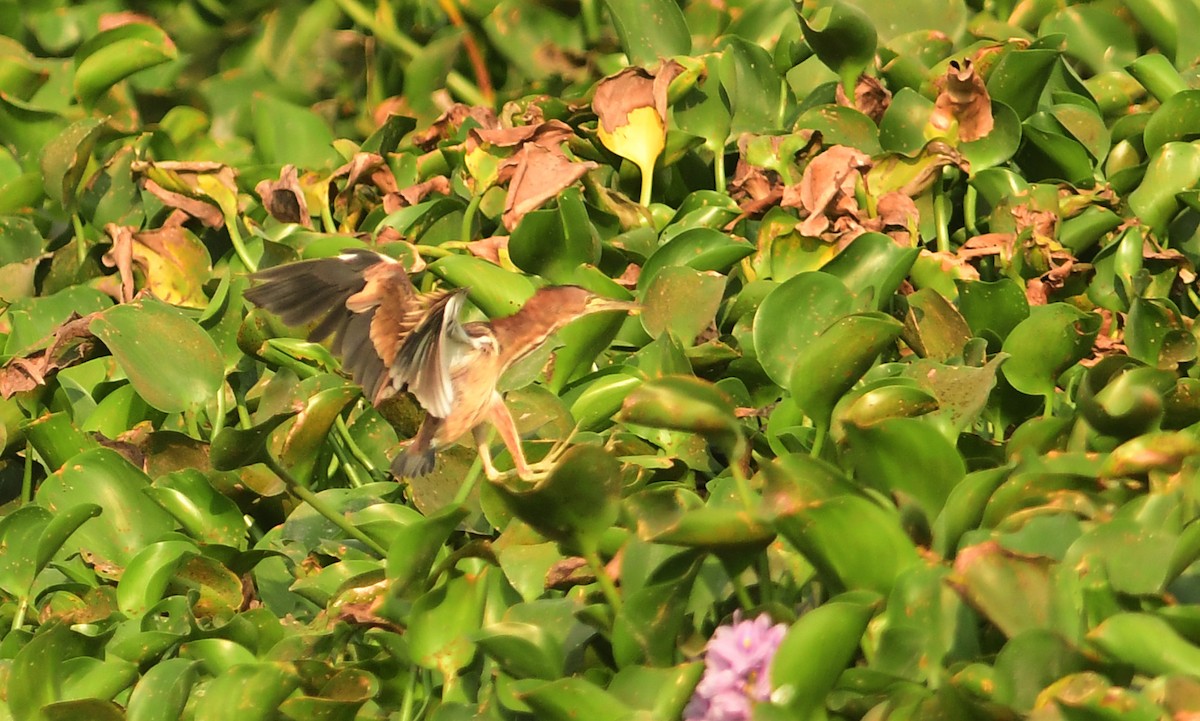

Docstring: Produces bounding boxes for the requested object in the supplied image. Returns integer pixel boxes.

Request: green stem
[11,596,27,632]
[453,454,484,506]
[185,411,201,440]
[226,217,257,272]
[637,162,654,207]
[21,441,32,506]
[320,202,336,234]
[399,666,418,721]
[582,544,622,613]
[934,168,951,254]
[461,192,482,241]
[964,184,979,237]
[329,433,368,488]
[580,0,600,45]
[713,147,726,191]
[336,413,383,481]
[211,382,227,440]
[729,567,755,609]
[72,213,87,267]
[330,0,489,107]
[265,454,387,556]
[810,422,827,459]
[1044,392,1054,419]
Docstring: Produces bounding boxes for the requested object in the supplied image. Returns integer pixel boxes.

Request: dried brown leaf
[593,61,682,133]
[255,164,311,227]
[836,74,892,123]
[141,179,226,229]
[931,59,993,142]
[499,144,599,230]
[784,145,872,239]
[411,103,499,150]
[0,313,99,398]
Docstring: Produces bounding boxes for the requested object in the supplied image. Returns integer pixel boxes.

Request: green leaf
[602,0,691,66]
[789,312,903,428]
[73,26,177,107]
[754,272,854,389]
[39,117,106,209]
[36,447,175,567]
[640,266,726,343]
[251,95,340,168]
[799,1,878,89]
[770,595,877,718]
[125,659,199,721]
[1001,304,1101,398]
[89,299,224,413]
[189,663,301,721]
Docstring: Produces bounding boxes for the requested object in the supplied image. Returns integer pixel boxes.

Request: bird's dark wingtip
[391,447,436,479]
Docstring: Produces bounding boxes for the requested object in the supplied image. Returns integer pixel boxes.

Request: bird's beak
[587,296,641,315]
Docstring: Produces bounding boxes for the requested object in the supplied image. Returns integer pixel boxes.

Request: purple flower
[684,613,789,721]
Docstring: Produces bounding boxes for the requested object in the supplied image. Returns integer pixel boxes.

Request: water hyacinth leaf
[633,493,775,551]
[73,25,177,107]
[789,312,903,426]
[39,116,106,208]
[799,1,877,89]
[903,288,973,360]
[773,494,922,595]
[960,100,1022,170]
[1063,520,1175,596]
[770,595,875,718]
[89,299,223,413]
[899,355,1006,432]
[251,95,340,168]
[513,677,632,721]
[638,227,752,291]
[842,417,965,519]
[116,540,199,617]
[36,447,175,567]
[719,36,784,136]
[387,503,469,595]
[986,47,1061,120]
[150,470,247,548]
[672,54,732,166]
[1143,90,1200,156]
[1001,304,1101,398]
[834,381,940,432]
[508,188,600,282]
[794,105,882,156]
[277,668,379,720]
[476,621,564,680]
[1127,141,1200,235]
[275,384,358,484]
[488,445,621,548]
[485,2,583,81]
[952,541,1069,638]
[754,272,854,388]
[209,412,294,471]
[1089,613,1200,676]
[189,662,301,721]
[408,570,489,675]
[427,254,537,318]
[608,663,704,720]
[602,0,691,65]
[640,266,726,343]
[21,412,99,472]
[8,624,89,718]
[617,375,742,455]
[612,553,701,667]
[820,232,919,311]
[879,88,935,155]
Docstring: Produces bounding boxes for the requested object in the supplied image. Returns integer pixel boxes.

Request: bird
[244,249,637,481]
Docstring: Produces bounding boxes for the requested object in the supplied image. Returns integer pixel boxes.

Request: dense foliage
[2,0,1200,719]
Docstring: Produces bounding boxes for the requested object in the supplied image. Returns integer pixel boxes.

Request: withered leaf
[499,143,599,230]
[255,164,311,227]
[836,74,892,123]
[784,145,872,239]
[931,59,994,143]
[102,212,212,308]
[592,61,682,134]
[411,103,499,150]
[0,313,99,398]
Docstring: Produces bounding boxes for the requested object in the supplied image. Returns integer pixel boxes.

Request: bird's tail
[391,446,436,478]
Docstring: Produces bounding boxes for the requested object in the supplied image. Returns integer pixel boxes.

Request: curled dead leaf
[411,103,499,150]
[0,313,99,399]
[255,164,311,227]
[783,145,872,239]
[836,74,892,123]
[931,59,994,143]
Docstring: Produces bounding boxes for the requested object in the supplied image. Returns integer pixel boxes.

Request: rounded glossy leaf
[640,266,726,343]
[189,663,301,721]
[799,1,877,88]
[770,596,876,717]
[789,312,903,425]
[1144,90,1200,155]
[602,0,690,65]
[754,272,854,388]
[842,417,965,519]
[90,299,223,413]
[117,540,199,617]
[1001,304,1101,397]
[820,232,918,311]
[1089,613,1200,677]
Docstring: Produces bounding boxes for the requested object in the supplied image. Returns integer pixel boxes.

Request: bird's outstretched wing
[245,250,467,415]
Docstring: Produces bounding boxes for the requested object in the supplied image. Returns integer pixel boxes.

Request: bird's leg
[525,422,581,473]
[472,424,509,481]
[485,396,536,480]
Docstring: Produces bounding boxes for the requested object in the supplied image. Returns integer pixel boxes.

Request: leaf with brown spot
[411,103,499,150]
[931,59,994,143]
[102,212,213,308]
[255,164,311,227]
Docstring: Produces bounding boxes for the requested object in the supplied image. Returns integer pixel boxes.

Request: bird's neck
[489,303,577,371]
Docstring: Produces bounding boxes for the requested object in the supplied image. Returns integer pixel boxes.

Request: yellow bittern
[245,249,636,480]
